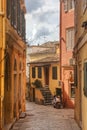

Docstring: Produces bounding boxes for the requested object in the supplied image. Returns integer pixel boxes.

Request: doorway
[44,66,49,86]
[14,74,17,117]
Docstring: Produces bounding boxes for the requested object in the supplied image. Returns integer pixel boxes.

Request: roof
[29,55,59,64]
[27,41,59,55]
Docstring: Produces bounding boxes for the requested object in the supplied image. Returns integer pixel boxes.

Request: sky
[25,0,60,45]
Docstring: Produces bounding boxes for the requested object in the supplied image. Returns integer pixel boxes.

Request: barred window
[32,67,36,78]
[52,67,57,80]
[38,67,42,78]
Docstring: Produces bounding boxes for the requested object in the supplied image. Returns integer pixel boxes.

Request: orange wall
[60,1,74,108]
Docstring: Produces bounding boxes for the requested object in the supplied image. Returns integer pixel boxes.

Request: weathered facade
[60,0,75,108]
[28,42,60,104]
[74,0,87,130]
[0,0,26,130]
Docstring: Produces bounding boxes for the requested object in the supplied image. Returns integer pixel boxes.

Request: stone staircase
[40,86,53,105]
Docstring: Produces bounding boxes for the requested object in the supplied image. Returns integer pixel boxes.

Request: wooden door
[44,66,49,85]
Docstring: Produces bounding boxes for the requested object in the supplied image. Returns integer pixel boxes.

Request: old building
[27,42,61,105]
[74,0,87,130]
[0,0,26,130]
[60,0,75,108]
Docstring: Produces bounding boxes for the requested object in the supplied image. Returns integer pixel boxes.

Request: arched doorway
[14,58,17,117]
[4,53,11,124]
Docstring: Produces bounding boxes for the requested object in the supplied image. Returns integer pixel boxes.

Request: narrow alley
[11,101,80,130]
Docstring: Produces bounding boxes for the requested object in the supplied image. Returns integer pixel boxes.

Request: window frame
[52,66,57,80]
[64,0,74,12]
[38,67,42,79]
[66,27,74,50]
[32,67,36,78]
[70,83,75,98]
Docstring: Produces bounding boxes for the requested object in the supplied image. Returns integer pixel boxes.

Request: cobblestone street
[11,101,80,130]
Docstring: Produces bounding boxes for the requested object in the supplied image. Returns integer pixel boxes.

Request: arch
[5,53,11,91]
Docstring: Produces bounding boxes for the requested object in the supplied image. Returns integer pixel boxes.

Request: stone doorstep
[4,118,16,130]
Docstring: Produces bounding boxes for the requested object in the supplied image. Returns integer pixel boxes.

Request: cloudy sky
[25,0,60,45]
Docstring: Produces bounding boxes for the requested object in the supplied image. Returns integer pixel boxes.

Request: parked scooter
[52,95,62,109]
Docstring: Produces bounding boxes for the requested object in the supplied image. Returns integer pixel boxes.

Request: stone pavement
[11,101,81,130]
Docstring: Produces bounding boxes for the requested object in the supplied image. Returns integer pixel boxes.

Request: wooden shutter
[38,67,42,78]
[71,28,74,49]
[32,67,36,78]
[52,67,57,79]
[64,0,68,12]
[83,0,87,13]
[17,0,21,34]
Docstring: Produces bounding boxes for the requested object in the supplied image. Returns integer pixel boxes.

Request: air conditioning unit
[69,58,76,66]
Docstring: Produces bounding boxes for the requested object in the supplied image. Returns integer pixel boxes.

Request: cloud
[25,0,44,13]
[33,10,58,25]
[25,0,60,45]
[35,27,51,39]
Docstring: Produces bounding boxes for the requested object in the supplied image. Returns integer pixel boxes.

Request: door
[44,66,49,85]
[33,88,35,102]
[14,74,17,117]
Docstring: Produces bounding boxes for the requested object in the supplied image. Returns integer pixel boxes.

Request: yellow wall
[75,1,87,130]
[35,88,44,103]
[78,44,87,130]
[0,1,26,129]
[49,63,60,95]
[30,62,60,96]
[0,0,6,129]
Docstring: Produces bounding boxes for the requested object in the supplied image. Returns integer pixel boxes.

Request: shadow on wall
[62,83,75,108]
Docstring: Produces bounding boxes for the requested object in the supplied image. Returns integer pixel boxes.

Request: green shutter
[84,62,87,97]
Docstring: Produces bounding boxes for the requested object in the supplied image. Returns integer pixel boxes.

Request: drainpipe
[0,0,5,129]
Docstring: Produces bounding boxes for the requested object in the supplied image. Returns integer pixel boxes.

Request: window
[64,0,74,12]
[70,84,75,98]
[38,67,42,78]
[14,59,17,71]
[32,67,36,78]
[84,61,87,97]
[66,28,74,50]
[64,0,68,12]
[7,0,11,19]
[68,0,74,10]
[83,0,87,13]
[52,67,57,80]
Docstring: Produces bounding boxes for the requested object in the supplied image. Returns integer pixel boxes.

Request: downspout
[0,0,5,129]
